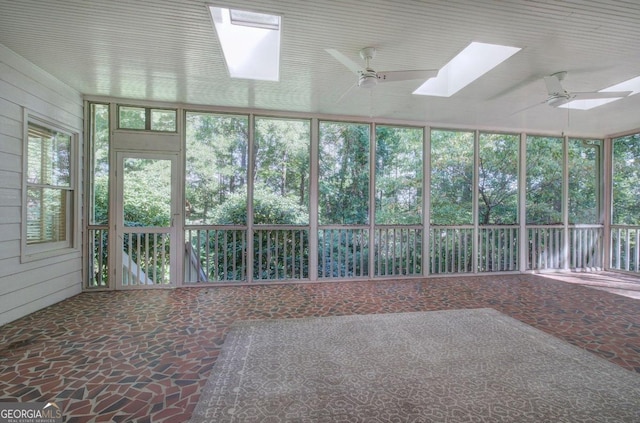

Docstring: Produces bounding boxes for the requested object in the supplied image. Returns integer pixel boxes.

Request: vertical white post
[175,107,185,286]
[369,123,376,279]
[602,137,612,270]
[109,103,118,289]
[423,126,431,277]
[247,114,255,283]
[309,118,319,281]
[473,130,480,273]
[563,135,570,270]
[519,132,527,272]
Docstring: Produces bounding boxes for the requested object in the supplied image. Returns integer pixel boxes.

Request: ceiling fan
[513,71,632,113]
[326,47,438,90]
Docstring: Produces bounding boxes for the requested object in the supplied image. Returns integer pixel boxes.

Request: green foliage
[431,130,474,225]
[319,230,369,277]
[526,136,563,225]
[478,133,519,224]
[255,118,310,214]
[568,139,600,224]
[185,112,249,224]
[319,122,370,224]
[191,187,309,280]
[150,109,176,131]
[122,158,171,227]
[90,104,110,225]
[211,186,307,225]
[613,134,640,225]
[119,106,145,129]
[375,126,423,225]
[93,176,109,225]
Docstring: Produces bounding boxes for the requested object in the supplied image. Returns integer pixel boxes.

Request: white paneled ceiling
[2,0,640,136]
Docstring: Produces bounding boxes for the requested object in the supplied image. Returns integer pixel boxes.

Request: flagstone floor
[1,273,639,422]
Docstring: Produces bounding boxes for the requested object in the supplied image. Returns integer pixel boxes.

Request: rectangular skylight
[558,98,620,111]
[413,42,521,97]
[209,6,281,81]
[559,75,640,110]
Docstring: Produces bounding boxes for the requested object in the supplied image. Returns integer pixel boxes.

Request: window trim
[21,110,80,262]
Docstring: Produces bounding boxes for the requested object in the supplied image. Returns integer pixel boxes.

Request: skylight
[558,98,620,111]
[209,7,281,81]
[560,75,640,110]
[413,42,521,97]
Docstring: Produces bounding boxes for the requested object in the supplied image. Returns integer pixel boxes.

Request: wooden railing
[318,226,369,279]
[478,226,519,272]
[526,226,564,270]
[569,225,603,270]
[121,229,171,286]
[185,227,246,282]
[611,225,640,272]
[430,226,474,274]
[374,226,422,277]
[253,227,309,281]
[87,226,108,288]
[89,223,614,287]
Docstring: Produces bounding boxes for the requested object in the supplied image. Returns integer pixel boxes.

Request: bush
[211,186,307,225]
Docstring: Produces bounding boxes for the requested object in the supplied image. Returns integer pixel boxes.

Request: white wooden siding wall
[0,43,83,326]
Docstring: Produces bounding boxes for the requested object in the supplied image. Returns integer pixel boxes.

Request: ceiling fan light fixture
[358,71,378,88]
[547,96,571,107]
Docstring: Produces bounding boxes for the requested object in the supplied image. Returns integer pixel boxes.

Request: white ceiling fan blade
[325,49,361,74]
[377,69,438,83]
[335,82,357,103]
[571,91,632,100]
[543,75,565,95]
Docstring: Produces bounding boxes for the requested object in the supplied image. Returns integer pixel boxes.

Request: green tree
[254,118,310,220]
[319,122,370,225]
[375,126,423,225]
[569,139,600,224]
[478,133,519,225]
[185,112,248,224]
[526,136,563,225]
[613,134,640,225]
[431,130,474,225]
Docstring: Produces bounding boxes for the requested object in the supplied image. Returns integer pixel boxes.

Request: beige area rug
[190,309,640,422]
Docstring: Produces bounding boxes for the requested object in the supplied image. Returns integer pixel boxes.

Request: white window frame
[21,110,80,262]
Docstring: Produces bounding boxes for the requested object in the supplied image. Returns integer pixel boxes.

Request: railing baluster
[98,230,104,286]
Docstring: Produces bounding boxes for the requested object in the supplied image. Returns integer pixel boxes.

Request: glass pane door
[115,152,178,288]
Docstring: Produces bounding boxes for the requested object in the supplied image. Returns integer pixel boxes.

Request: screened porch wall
[86,101,633,288]
[0,44,84,326]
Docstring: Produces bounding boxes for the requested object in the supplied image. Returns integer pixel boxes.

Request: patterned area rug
[190,308,640,422]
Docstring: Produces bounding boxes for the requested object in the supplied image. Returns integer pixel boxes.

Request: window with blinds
[25,121,73,248]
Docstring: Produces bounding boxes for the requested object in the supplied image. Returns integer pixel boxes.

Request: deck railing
[253,227,309,281]
[374,226,422,277]
[526,226,565,270]
[87,226,109,288]
[611,225,640,272]
[430,226,474,274]
[89,223,616,288]
[185,227,246,282]
[121,229,171,286]
[478,226,519,272]
[318,226,369,279]
[569,225,603,270]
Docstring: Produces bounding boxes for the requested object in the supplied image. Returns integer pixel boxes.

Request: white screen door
[115,152,179,288]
